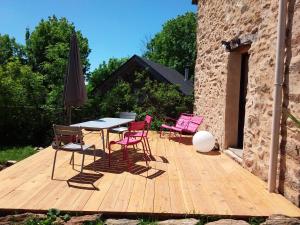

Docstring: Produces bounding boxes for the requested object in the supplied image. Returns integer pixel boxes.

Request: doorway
[224,49,250,156]
[237,53,249,148]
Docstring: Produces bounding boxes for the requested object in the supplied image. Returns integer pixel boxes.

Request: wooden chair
[106,112,136,146]
[51,124,96,179]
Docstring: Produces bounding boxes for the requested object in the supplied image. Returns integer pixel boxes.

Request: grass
[0,146,36,164]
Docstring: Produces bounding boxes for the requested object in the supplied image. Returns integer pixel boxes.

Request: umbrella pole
[66,106,72,125]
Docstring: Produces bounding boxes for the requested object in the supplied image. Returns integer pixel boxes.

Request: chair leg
[51,150,58,179]
[142,138,148,154]
[93,145,96,171]
[72,152,75,169]
[81,152,85,173]
[122,145,126,160]
[101,129,105,151]
[146,137,152,156]
[106,130,109,148]
[141,141,148,166]
[108,142,112,167]
[124,146,130,172]
[69,152,74,165]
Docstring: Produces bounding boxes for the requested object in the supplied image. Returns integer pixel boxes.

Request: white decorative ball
[192,131,215,153]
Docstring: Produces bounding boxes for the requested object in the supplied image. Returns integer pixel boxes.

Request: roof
[97,55,193,95]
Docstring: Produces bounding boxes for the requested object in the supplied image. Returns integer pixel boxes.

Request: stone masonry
[193,0,300,206]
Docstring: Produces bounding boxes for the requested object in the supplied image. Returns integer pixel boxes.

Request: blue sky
[0,0,196,71]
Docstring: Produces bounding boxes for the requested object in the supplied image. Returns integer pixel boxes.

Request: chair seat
[116,137,140,145]
[161,124,183,132]
[109,126,128,133]
[161,124,172,129]
[61,143,93,151]
[125,131,146,137]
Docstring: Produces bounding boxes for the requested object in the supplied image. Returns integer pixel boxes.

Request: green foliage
[0,146,36,164]
[26,208,71,225]
[26,15,90,108]
[248,217,265,225]
[97,70,193,129]
[26,15,90,82]
[99,80,135,116]
[0,16,90,146]
[0,60,45,106]
[0,12,194,146]
[144,12,196,77]
[0,34,26,65]
[87,57,128,93]
[288,112,300,128]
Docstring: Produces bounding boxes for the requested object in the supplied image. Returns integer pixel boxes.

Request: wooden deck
[0,131,299,217]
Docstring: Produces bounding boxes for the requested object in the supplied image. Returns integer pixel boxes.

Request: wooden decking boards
[0,131,299,217]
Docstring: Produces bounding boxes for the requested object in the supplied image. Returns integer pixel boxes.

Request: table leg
[101,129,105,152]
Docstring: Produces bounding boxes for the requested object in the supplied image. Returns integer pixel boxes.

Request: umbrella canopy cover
[63,32,87,107]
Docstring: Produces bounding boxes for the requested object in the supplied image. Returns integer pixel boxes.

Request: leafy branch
[287,112,300,128]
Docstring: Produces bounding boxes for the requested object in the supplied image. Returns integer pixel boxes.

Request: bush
[95,70,193,130]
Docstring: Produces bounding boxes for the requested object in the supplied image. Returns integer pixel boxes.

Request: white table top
[71,117,134,129]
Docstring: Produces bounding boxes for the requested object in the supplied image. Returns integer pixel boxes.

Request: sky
[0,0,196,71]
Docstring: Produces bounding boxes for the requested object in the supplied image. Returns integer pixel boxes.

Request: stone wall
[194,0,300,206]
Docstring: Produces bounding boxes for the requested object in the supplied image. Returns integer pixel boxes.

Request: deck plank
[0,131,299,217]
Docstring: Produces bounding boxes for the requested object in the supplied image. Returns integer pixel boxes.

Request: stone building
[192,0,300,206]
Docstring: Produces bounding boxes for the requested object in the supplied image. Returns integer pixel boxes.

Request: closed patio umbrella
[63,32,87,124]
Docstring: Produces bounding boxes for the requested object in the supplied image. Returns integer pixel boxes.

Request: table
[71,117,134,151]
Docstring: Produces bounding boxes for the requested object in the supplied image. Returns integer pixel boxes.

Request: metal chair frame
[51,124,96,179]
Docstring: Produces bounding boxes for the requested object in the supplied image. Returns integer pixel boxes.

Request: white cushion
[62,143,93,151]
[109,126,128,133]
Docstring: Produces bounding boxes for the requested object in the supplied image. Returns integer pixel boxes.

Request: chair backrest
[145,115,152,127]
[53,124,83,148]
[184,116,204,134]
[175,114,193,130]
[119,112,137,120]
[144,115,153,136]
[128,121,146,142]
[128,121,146,131]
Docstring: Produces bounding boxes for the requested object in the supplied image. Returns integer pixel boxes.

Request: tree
[144,12,196,77]
[0,34,26,65]
[97,70,193,129]
[0,59,46,145]
[26,16,90,93]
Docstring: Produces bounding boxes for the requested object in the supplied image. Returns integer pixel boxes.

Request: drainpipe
[268,0,287,192]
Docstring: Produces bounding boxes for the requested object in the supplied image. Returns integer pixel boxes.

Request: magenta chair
[160,113,204,142]
[125,115,153,156]
[108,121,148,171]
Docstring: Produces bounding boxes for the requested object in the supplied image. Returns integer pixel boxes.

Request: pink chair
[125,115,153,156]
[108,121,148,171]
[160,113,204,142]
